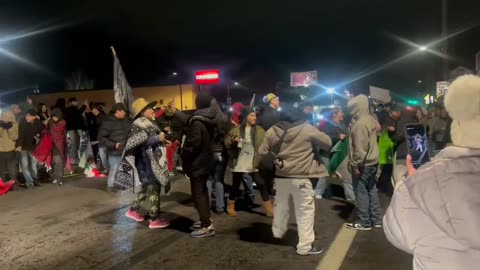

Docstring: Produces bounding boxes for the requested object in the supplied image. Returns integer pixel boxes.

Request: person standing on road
[85,103,106,165]
[317,107,355,202]
[225,107,273,217]
[120,98,172,230]
[388,108,418,188]
[32,108,70,186]
[345,94,382,231]
[0,108,19,185]
[98,103,130,191]
[16,109,44,189]
[384,75,480,270]
[258,104,332,256]
[182,93,223,238]
[65,97,87,164]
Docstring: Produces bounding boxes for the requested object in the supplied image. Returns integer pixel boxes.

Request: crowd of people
[1,75,479,266]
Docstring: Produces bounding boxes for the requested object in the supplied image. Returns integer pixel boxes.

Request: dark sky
[0,0,479,100]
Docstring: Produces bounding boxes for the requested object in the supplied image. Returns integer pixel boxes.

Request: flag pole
[110,46,117,57]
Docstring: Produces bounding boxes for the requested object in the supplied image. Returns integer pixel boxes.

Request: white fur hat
[444,75,480,148]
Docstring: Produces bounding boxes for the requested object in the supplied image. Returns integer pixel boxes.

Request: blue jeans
[352,166,382,226]
[98,146,109,171]
[242,173,256,202]
[108,154,122,188]
[19,151,38,185]
[207,157,227,212]
[315,156,332,197]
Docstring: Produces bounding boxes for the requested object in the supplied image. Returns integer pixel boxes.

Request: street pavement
[0,174,412,270]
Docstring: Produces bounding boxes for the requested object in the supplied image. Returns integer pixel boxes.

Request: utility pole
[442,0,448,80]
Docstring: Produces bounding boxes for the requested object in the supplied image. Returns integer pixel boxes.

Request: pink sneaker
[149,218,170,229]
[125,209,144,222]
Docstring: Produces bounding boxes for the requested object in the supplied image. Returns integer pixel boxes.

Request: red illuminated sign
[195,70,220,85]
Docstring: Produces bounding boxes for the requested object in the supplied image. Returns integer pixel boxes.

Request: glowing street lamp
[419,46,428,51]
[172,72,178,76]
[327,88,335,105]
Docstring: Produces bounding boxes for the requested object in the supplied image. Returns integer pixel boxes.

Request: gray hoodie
[347,95,379,170]
[258,120,332,179]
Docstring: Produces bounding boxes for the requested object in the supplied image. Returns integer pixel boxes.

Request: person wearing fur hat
[118,98,172,229]
[225,107,273,217]
[384,75,480,270]
[182,92,229,238]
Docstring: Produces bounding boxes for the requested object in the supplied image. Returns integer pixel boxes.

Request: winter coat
[225,124,265,169]
[322,121,348,146]
[389,110,418,159]
[16,118,44,152]
[258,121,332,179]
[257,105,280,131]
[384,146,480,270]
[65,105,87,131]
[181,107,217,178]
[0,111,19,152]
[347,95,380,170]
[98,115,131,156]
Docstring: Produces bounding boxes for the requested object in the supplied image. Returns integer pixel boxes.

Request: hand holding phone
[405,123,431,169]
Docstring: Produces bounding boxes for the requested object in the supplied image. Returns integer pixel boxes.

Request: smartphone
[405,123,431,169]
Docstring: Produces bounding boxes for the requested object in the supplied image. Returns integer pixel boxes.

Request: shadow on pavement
[237,222,297,247]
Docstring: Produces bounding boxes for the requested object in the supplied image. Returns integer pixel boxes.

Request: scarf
[114,117,171,191]
[32,120,71,172]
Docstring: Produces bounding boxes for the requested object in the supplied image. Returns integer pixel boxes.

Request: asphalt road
[0,174,412,270]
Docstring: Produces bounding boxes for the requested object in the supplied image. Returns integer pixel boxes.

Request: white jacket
[383,146,480,270]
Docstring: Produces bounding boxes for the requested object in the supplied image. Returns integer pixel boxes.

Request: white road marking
[316,225,357,270]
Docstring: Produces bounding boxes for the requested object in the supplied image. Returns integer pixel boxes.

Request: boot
[226,199,237,217]
[263,200,274,217]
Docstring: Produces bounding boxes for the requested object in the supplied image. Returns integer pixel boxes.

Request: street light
[327,88,335,105]
[227,81,239,105]
[418,80,423,83]
[172,72,182,110]
[234,82,239,86]
[419,46,428,51]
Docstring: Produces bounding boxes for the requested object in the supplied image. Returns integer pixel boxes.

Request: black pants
[229,172,270,202]
[190,174,211,228]
[0,151,18,181]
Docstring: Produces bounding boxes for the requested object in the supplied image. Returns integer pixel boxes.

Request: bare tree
[65,72,95,91]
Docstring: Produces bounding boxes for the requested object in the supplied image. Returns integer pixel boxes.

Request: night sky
[0,0,479,102]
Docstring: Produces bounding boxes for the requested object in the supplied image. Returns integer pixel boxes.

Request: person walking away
[0,109,19,186]
[389,108,418,187]
[119,98,171,229]
[345,94,382,231]
[65,97,87,164]
[182,93,221,238]
[320,107,355,202]
[225,107,273,217]
[384,74,480,270]
[16,109,44,189]
[32,108,70,186]
[98,103,130,191]
[258,104,332,256]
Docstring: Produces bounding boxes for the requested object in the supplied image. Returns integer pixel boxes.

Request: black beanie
[195,92,213,109]
[239,107,256,123]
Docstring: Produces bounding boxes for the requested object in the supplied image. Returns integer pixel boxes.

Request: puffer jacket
[0,111,19,152]
[384,146,480,270]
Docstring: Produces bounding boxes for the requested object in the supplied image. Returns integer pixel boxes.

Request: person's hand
[406,154,417,176]
[163,126,171,133]
[159,132,166,141]
[339,134,346,140]
[354,168,361,177]
[235,137,242,143]
[115,143,121,150]
[84,99,89,106]
[15,146,22,152]
[388,126,395,132]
